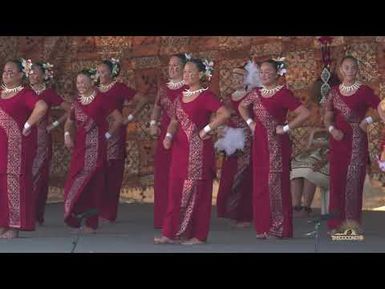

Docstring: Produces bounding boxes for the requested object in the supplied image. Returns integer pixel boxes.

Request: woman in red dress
[28,61,71,225]
[216,62,260,227]
[154,58,230,245]
[377,99,385,170]
[96,58,148,223]
[149,54,189,229]
[239,59,310,239]
[324,55,380,234]
[63,68,123,233]
[0,59,48,239]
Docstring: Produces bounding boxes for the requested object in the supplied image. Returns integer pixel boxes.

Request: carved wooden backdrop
[1,36,384,203]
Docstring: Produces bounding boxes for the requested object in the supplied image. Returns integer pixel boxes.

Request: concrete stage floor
[0,203,384,253]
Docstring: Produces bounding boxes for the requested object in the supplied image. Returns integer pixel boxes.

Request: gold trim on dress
[252,89,285,237]
[174,98,203,237]
[333,91,366,222]
[64,103,99,217]
[0,108,22,228]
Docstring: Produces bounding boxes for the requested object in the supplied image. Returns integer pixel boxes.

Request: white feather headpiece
[244,60,261,89]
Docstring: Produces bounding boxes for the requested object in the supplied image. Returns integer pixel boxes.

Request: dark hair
[186,58,208,83]
[339,55,358,67]
[32,62,45,74]
[78,68,96,80]
[101,59,121,77]
[187,58,206,73]
[171,54,188,65]
[8,59,24,73]
[32,62,50,83]
[260,59,279,72]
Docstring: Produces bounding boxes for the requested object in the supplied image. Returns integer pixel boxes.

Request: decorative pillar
[318,36,333,103]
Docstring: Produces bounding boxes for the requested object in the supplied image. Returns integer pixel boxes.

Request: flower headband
[110,58,120,78]
[86,68,99,84]
[20,58,33,77]
[202,59,214,81]
[27,61,54,81]
[272,56,287,76]
[41,62,54,81]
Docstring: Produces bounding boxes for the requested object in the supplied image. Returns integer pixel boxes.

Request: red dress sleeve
[170,97,179,119]
[204,91,222,113]
[280,89,302,111]
[121,84,137,103]
[102,94,117,116]
[24,89,39,110]
[363,86,380,109]
[44,89,64,107]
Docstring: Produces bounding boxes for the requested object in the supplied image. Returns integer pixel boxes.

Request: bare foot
[69,227,81,234]
[181,238,205,245]
[266,234,280,240]
[153,235,179,245]
[83,227,96,234]
[256,233,267,239]
[99,217,113,224]
[233,222,251,228]
[0,229,19,239]
[0,227,6,235]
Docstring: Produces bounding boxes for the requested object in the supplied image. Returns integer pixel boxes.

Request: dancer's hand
[163,136,172,150]
[46,124,55,133]
[248,122,256,135]
[359,119,368,133]
[216,126,225,138]
[330,128,344,141]
[22,122,32,136]
[275,125,285,135]
[64,133,74,150]
[199,129,211,140]
[150,125,159,137]
[377,156,385,172]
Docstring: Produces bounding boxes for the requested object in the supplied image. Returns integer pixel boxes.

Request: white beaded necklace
[260,85,283,97]
[1,84,24,94]
[183,87,208,97]
[99,80,117,93]
[32,84,47,95]
[79,90,97,105]
[339,81,361,95]
[166,79,185,90]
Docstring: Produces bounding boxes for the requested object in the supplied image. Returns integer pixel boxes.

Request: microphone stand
[305,218,321,252]
[70,209,99,253]
[305,213,336,253]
